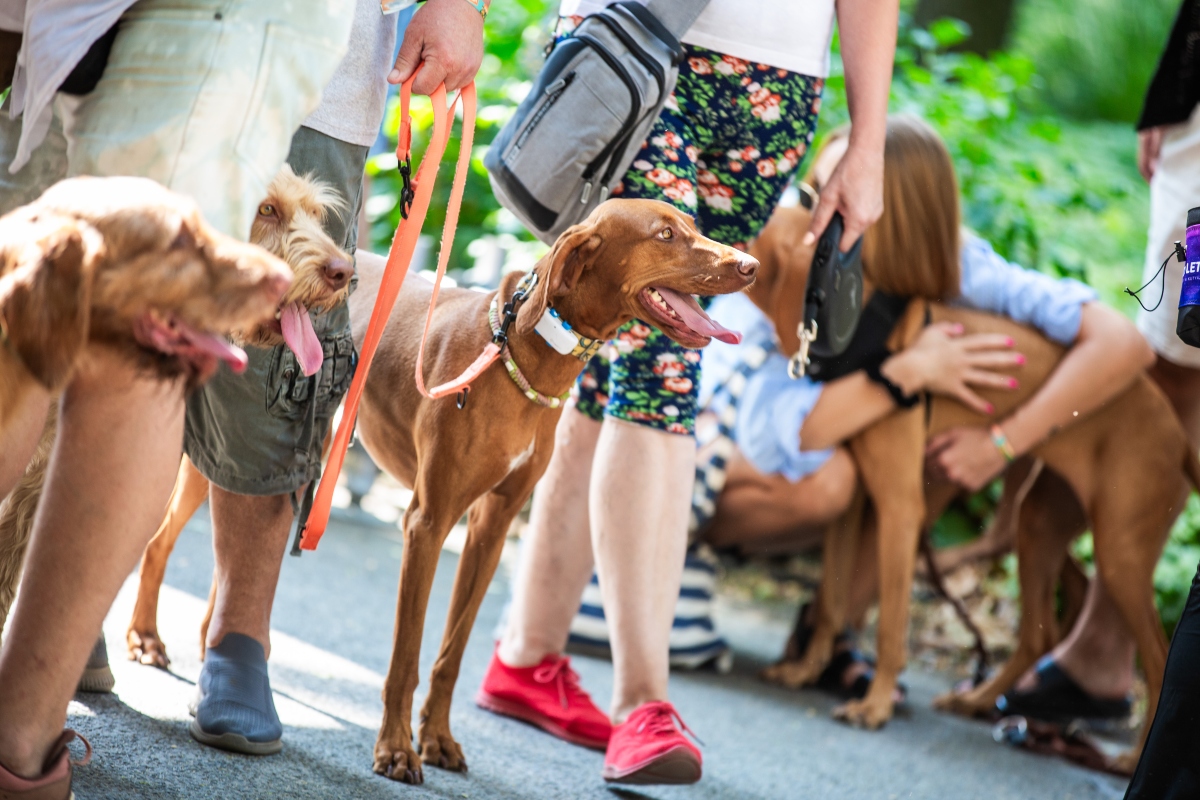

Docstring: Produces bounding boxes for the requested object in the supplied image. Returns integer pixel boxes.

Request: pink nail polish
[985,403,994,414]
[1008,378,1019,389]
[1005,337,1014,347]
[1015,354,1025,365]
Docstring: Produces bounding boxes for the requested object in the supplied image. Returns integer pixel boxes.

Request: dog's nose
[735,254,759,278]
[323,257,353,291]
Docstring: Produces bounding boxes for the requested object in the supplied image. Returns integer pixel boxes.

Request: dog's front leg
[419,487,531,773]
[762,490,865,689]
[834,412,924,729]
[376,491,467,785]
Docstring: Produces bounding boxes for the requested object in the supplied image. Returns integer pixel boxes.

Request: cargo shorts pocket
[264,331,357,421]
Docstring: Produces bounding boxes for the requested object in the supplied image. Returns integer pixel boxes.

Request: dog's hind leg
[1093,485,1179,774]
[419,487,532,773]
[126,456,208,668]
[375,481,476,785]
[762,489,865,689]
[0,411,55,635]
[933,470,1080,717]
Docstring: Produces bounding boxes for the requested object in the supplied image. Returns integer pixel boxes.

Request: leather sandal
[0,730,91,800]
[996,657,1131,723]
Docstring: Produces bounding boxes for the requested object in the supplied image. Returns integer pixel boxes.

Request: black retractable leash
[788,212,865,379]
[1125,240,1186,312]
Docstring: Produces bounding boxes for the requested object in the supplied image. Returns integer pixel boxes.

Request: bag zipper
[588,13,664,104]
[574,34,642,196]
[511,71,576,154]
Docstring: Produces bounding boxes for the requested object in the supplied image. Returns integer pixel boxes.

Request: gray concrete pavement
[68,509,1130,799]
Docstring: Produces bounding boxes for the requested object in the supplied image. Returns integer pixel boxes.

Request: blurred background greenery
[365,0,1198,633]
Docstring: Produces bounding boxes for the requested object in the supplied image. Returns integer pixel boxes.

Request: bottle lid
[1188,207,1200,227]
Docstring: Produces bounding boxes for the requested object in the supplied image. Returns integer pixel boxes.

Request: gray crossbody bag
[484,0,711,244]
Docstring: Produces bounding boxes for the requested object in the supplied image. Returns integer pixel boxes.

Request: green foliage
[1010,0,1176,123]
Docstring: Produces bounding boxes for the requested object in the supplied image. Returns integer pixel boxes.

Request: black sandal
[996,657,1131,723]
[785,603,908,703]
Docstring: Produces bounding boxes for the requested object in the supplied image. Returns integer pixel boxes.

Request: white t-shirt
[559,0,835,78]
[302,0,401,147]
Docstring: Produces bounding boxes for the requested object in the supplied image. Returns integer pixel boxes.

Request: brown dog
[121,166,355,667]
[749,205,1196,772]
[0,175,291,629]
[345,199,755,783]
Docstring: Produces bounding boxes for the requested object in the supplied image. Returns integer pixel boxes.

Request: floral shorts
[564,33,823,434]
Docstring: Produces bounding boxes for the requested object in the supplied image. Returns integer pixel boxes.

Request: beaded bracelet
[990,424,1016,462]
[462,0,489,18]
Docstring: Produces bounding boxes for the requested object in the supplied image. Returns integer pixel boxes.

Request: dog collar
[488,286,570,409]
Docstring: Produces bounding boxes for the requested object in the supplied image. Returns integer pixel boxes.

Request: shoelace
[633,703,704,746]
[532,657,587,710]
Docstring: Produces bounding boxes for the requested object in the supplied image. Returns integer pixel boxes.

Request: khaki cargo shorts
[0,0,353,238]
[184,126,368,496]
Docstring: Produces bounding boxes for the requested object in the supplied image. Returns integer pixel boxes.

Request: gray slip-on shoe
[77,633,115,693]
[189,633,283,755]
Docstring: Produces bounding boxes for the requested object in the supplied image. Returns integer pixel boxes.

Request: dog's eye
[659,228,673,240]
[258,203,276,217]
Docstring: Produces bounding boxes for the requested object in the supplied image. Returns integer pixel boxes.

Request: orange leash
[298,73,476,552]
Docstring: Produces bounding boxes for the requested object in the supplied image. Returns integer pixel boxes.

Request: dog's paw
[373,736,424,784]
[760,656,825,689]
[126,628,170,669]
[419,729,467,773]
[832,695,893,730]
[932,688,994,718]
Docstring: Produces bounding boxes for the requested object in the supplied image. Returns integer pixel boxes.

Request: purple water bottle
[1179,207,1200,347]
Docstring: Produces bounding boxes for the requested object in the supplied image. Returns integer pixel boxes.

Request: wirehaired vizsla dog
[121,165,356,667]
[347,199,755,783]
[751,204,1197,773]
[0,175,291,630]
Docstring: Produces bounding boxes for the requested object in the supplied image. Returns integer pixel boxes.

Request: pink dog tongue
[281,301,324,376]
[191,332,249,373]
[654,287,742,345]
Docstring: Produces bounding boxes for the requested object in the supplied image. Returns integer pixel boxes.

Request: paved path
[68,510,1130,799]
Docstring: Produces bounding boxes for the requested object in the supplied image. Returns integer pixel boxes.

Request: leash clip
[493,272,538,347]
[398,159,415,220]
[456,387,469,410]
[788,320,818,379]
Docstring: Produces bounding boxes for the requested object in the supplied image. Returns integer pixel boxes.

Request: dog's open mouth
[134,311,249,375]
[638,286,742,348]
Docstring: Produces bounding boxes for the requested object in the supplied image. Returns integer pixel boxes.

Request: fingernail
[985,403,994,414]
[1015,354,1025,365]
[388,69,401,82]
[802,232,815,246]
[1005,337,1014,347]
[953,324,964,333]
[1008,378,1019,389]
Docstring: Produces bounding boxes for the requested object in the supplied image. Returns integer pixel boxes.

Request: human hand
[804,141,883,252]
[1137,126,1166,183]
[926,426,1008,491]
[389,0,485,95]
[883,322,1023,414]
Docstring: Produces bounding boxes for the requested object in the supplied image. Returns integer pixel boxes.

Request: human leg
[0,349,184,777]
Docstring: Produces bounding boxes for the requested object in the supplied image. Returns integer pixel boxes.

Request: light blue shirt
[699,235,1098,482]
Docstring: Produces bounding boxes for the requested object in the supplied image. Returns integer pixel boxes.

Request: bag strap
[297,72,476,552]
[643,0,712,38]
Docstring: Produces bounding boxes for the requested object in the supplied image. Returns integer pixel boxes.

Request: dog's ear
[518,224,603,335]
[0,223,100,390]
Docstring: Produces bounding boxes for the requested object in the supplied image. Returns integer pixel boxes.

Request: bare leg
[205,488,295,657]
[591,419,694,723]
[705,447,856,553]
[0,349,184,777]
[498,408,601,667]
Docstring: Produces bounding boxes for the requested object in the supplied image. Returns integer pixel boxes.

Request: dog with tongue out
[235,165,355,376]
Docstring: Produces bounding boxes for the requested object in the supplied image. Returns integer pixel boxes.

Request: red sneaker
[475,649,612,750]
[602,701,702,785]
